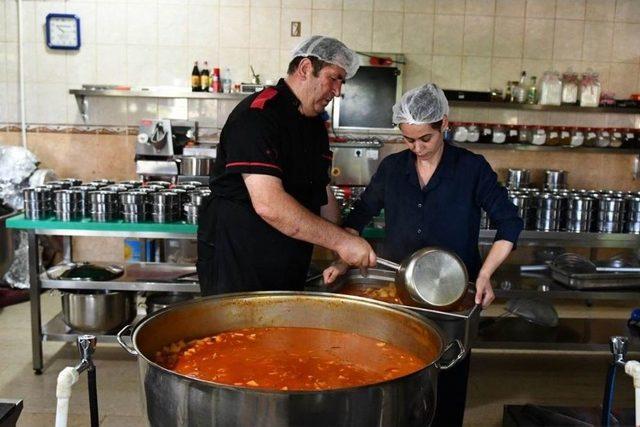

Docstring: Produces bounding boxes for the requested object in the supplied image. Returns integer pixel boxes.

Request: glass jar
[492,124,507,144]
[546,127,561,146]
[479,124,493,143]
[518,126,531,144]
[453,123,468,143]
[580,72,601,107]
[561,71,579,104]
[610,129,623,148]
[584,128,598,147]
[531,127,547,146]
[506,125,519,144]
[559,127,572,146]
[466,124,480,143]
[570,128,584,147]
[539,71,562,106]
[622,129,637,148]
[595,129,611,148]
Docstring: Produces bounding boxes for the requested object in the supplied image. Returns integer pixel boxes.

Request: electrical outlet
[291,21,301,37]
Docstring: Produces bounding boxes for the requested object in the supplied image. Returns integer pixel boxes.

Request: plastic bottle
[222,68,232,93]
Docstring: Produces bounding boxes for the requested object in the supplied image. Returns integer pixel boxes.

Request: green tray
[6,214,197,234]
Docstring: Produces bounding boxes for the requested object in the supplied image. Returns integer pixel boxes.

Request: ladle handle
[376,258,401,271]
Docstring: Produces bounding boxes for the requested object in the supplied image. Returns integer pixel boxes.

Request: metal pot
[61,290,136,333]
[177,156,213,176]
[143,292,194,314]
[117,292,465,427]
[0,204,16,279]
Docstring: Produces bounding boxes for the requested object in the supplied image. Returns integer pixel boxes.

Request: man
[197,36,376,296]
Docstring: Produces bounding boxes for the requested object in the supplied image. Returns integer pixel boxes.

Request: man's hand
[323,259,349,284]
[335,234,376,269]
[475,274,495,308]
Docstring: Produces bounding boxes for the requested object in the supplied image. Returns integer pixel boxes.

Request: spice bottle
[466,124,480,143]
[559,127,571,146]
[479,124,493,143]
[518,125,531,144]
[453,123,469,143]
[584,128,598,147]
[546,127,560,146]
[531,126,547,146]
[570,128,585,147]
[610,129,623,148]
[492,125,507,144]
[561,71,579,104]
[191,61,200,92]
[506,125,519,144]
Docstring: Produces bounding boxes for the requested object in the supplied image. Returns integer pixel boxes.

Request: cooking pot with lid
[117,292,465,427]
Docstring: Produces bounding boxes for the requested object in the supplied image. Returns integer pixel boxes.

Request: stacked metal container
[183,188,211,224]
[23,187,53,220]
[120,191,150,223]
[564,195,594,232]
[68,185,98,218]
[626,195,640,233]
[594,194,626,233]
[89,190,119,222]
[507,191,535,229]
[151,192,181,223]
[535,193,564,231]
[54,189,83,221]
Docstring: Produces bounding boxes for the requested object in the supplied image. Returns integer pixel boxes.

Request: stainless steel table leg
[62,236,72,262]
[28,231,43,374]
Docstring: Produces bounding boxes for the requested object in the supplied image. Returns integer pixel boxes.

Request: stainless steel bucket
[118,292,465,427]
[177,156,213,176]
[61,290,136,333]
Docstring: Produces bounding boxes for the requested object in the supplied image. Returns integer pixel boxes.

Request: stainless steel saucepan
[377,247,469,309]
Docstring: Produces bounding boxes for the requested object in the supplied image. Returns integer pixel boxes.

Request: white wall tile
[582,22,613,61]
[466,0,496,16]
[526,0,556,18]
[66,44,97,86]
[250,8,280,48]
[6,1,36,43]
[66,2,97,46]
[585,0,615,21]
[188,5,219,47]
[490,57,523,88]
[431,55,462,88]
[219,47,251,83]
[553,20,583,60]
[157,47,190,87]
[344,0,374,10]
[220,6,250,48]
[158,5,188,46]
[312,0,342,9]
[189,46,219,72]
[4,82,20,123]
[374,0,404,12]
[32,83,68,124]
[96,44,127,85]
[463,16,494,56]
[402,54,432,90]
[0,82,7,123]
[555,0,585,19]
[435,0,465,14]
[158,98,188,120]
[402,14,433,54]
[612,23,640,63]
[16,43,38,83]
[0,43,6,82]
[96,2,127,45]
[127,99,159,125]
[615,0,640,23]
[521,58,552,79]
[493,17,524,58]
[222,0,250,6]
[342,10,373,51]
[252,0,281,7]
[0,3,6,42]
[127,45,158,86]
[249,48,283,83]
[4,42,19,83]
[127,3,157,45]
[283,0,312,7]
[495,0,525,16]
[433,14,464,55]
[311,9,343,39]
[404,0,434,13]
[188,98,218,127]
[372,12,403,52]
[280,8,311,50]
[461,56,491,90]
[609,63,639,98]
[523,19,554,59]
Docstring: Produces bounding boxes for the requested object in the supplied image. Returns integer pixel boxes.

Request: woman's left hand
[474,274,495,308]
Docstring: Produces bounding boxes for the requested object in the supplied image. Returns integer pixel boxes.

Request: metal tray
[549,264,640,290]
[306,268,481,349]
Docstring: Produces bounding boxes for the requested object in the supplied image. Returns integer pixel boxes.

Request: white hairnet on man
[392,83,450,125]
[291,35,360,79]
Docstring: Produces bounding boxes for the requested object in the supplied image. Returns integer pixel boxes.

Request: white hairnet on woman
[291,35,360,79]
[392,83,450,125]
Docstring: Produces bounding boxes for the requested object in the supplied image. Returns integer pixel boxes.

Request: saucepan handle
[116,324,138,356]
[434,339,466,370]
[376,257,401,271]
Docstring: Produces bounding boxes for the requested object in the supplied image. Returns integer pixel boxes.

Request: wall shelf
[449,100,640,115]
[451,141,640,154]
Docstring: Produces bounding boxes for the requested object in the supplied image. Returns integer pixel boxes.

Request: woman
[324,83,523,426]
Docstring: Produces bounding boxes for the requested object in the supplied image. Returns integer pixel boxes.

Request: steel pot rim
[126,291,464,394]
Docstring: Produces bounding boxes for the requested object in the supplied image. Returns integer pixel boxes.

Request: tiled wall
[2,0,640,126]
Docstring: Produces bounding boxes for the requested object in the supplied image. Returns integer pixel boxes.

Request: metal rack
[6,214,199,374]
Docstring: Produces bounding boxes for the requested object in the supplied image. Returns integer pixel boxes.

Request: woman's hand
[323,259,349,284]
[474,274,495,308]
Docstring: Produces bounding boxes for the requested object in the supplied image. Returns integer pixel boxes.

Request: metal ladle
[376,247,469,309]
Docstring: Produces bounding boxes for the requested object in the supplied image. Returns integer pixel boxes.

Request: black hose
[88,366,99,427]
[601,363,617,427]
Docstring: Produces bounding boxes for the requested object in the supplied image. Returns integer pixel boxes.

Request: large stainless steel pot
[117,292,465,427]
[61,290,136,333]
[177,156,213,176]
[0,204,16,279]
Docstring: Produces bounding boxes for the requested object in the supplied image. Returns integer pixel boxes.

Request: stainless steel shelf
[452,141,640,154]
[40,274,200,292]
[449,100,640,115]
[69,88,247,100]
[28,228,196,239]
[479,229,640,248]
[42,313,142,343]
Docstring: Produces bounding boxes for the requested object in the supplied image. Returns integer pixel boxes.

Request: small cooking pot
[377,247,468,309]
[142,292,194,314]
[61,290,136,333]
[176,156,214,176]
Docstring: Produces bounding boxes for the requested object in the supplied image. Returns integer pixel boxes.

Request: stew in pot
[154,326,432,391]
[339,282,403,304]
